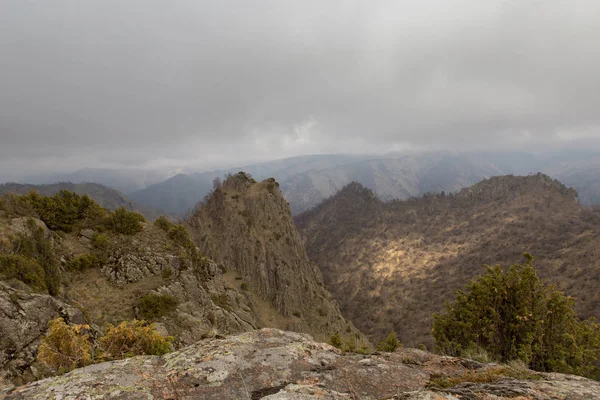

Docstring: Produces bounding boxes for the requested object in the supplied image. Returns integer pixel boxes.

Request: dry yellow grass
[65,269,165,326]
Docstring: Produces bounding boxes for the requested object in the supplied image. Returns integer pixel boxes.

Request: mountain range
[124,151,600,216]
[11,151,600,218]
[21,168,174,194]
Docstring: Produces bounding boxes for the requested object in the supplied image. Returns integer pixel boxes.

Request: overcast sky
[1,0,600,180]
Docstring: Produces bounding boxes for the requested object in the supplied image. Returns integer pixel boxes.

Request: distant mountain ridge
[21,168,174,194]
[13,151,600,217]
[126,151,600,217]
[129,154,365,215]
[295,174,600,348]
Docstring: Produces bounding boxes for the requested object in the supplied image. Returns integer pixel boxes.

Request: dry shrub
[37,318,93,374]
[38,318,173,374]
[98,320,173,361]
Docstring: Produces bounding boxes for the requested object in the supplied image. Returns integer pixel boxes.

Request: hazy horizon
[2,1,600,181]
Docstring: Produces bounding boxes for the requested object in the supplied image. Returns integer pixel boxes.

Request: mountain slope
[22,168,173,194]
[0,182,159,220]
[129,173,213,216]
[296,174,600,348]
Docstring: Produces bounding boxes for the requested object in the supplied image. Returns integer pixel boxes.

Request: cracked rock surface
[0,282,85,385]
[4,329,600,400]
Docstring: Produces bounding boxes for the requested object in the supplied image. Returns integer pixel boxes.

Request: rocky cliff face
[188,173,365,343]
[4,329,599,399]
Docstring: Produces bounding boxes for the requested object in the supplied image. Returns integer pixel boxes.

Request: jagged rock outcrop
[4,329,600,399]
[0,283,85,385]
[189,173,366,343]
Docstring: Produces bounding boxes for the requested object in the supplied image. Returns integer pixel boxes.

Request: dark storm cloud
[1,0,600,178]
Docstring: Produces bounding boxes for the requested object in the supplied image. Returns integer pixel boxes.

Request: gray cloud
[1,0,600,179]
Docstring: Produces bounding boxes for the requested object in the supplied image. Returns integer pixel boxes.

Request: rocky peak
[4,329,599,399]
[188,173,365,343]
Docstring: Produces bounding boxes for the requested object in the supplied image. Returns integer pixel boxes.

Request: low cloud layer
[2,0,600,179]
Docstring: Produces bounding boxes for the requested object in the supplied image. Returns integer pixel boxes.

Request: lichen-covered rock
[5,329,600,400]
[0,282,85,386]
[8,217,50,238]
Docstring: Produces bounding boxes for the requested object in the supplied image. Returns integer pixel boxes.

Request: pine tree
[433,253,600,379]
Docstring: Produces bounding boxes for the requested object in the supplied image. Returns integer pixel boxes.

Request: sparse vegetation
[376,331,401,352]
[91,232,109,249]
[0,254,46,291]
[68,254,101,272]
[166,225,191,247]
[433,253,600,379]
[18,190,106,232]
[97,320,173,361]
[343,334,371,354]
[163,222,208,272]
[328,332,369,353]
[10,224,61,295]
[154,215,174,232]
[137,293,179,321]
[329,332,343,349]
[104,207,145,235]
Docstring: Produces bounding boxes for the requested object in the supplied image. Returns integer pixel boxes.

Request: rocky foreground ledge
[3,329,599,400]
